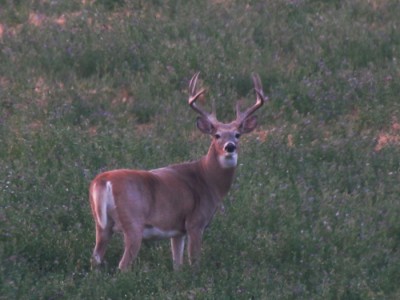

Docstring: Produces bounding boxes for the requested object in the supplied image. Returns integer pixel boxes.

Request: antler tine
[188,72,210,118]
[253,73,267,103]
[237,73,267,121]
[189,72,200,97]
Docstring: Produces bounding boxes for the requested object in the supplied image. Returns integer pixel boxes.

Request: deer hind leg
[91,221,114,269]
[171,235,185,271]
[118,225,143,272]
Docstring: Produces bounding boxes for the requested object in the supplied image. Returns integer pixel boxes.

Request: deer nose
[224,142,237,153]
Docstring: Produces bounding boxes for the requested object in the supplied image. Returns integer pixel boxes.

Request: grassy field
[1,0,400,299]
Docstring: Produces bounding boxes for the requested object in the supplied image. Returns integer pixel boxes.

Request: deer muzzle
[224,142,237,153]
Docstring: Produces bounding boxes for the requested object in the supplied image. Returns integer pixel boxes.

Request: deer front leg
[187,229,203,267]
[171,235,185,271]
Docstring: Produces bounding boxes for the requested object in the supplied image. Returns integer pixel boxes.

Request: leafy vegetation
[1,0,399,299]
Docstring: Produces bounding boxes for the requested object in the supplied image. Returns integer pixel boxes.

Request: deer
[89,72,267,271]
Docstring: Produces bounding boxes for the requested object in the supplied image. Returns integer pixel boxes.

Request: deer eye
[215,133,221,139]
[235,133,241,139]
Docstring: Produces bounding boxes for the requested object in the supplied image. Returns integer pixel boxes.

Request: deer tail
[91,181,114,229]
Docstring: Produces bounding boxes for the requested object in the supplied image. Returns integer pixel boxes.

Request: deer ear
[239,115,258,134]
[196,116,216,134]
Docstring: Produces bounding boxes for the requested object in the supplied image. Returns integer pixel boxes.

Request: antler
[236,73,267,122]
[188,72,218,123]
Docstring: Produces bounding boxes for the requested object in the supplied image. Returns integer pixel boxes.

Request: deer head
[189,72,267,168]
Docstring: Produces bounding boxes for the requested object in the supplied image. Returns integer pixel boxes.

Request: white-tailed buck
[89,72,267,271]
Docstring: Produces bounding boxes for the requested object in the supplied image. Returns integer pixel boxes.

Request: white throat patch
[218,153,238,169]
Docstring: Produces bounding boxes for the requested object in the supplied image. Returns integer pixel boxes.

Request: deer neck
[200,143,236,200]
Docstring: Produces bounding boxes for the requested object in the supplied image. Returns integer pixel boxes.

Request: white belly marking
[143,226,182,240]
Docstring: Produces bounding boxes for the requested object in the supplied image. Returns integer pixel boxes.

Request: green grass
[1,0,400,299]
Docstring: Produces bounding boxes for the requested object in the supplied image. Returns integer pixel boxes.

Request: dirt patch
[374,120,400,152]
